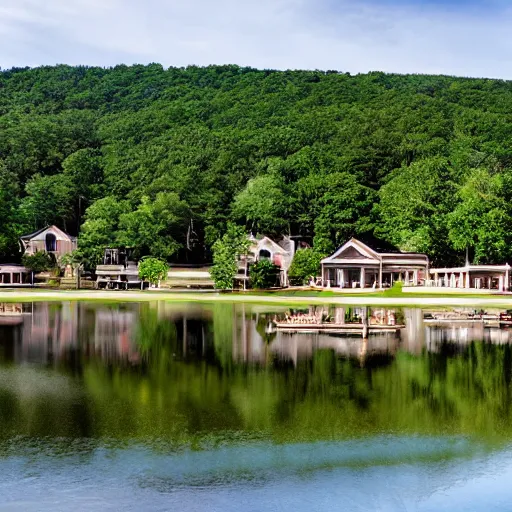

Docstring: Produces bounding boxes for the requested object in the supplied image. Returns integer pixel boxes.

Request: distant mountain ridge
[0,64,510,266]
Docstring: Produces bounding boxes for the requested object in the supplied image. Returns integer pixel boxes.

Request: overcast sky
[1,0,511,78]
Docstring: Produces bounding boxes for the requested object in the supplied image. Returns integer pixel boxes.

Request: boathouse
[20,225,77,260]
[428,264,511,291]
[320,238,429,288]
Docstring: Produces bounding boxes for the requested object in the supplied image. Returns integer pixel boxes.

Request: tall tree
[0,165,24,259]
[232,174,289,236]
[21,174,75,231]
[375,157,455,264]
[77,196,129,265]
[210,224,250,289]
[448,168,512,263]
[313,173,376,254]
[117,192,189,260]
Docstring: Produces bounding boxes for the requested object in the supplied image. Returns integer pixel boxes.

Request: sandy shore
[0,289,511,307]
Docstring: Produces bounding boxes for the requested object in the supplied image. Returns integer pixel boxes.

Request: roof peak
[20,225,75,240]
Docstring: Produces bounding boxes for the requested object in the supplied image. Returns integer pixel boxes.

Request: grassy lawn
[0,286,511,309]
[243,286,503,301]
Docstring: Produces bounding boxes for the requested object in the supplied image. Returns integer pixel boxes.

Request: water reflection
[2,302,512,366]
[1,301,512,443]
[2,301,512,511]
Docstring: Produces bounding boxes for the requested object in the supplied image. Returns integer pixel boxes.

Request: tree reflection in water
[0,301,512,447]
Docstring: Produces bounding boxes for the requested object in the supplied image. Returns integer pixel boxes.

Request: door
[45,233,57,252]
[336,269,345,288]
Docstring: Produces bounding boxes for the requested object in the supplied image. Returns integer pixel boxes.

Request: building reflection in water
[0,302,140,366]
[426,322,512,351]
[2,302,512,367]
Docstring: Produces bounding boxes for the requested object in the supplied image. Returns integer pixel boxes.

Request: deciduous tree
[210,224,250,289]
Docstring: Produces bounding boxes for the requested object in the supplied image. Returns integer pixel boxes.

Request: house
[428,264,510,292]
[320,238,429,288]
[20,225,77,260]
[236,235,296,288]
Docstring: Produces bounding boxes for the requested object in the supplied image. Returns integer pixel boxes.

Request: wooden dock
[275,322,403,335]
[423,317,499,327]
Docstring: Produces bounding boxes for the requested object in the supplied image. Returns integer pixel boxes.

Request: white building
[428,264,511,292]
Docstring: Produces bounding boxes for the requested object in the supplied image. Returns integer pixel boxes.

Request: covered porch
[322,265,378,289]
[322,265,423,289]
[0,265,32,286]
[428,265,511,292]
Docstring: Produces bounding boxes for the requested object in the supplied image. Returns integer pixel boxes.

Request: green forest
[1,63,512,266]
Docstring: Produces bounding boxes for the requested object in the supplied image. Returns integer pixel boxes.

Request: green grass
[245,285,501,301]
[0,286,509,308]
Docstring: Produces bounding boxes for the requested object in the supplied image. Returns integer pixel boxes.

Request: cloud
[0,0,511,78]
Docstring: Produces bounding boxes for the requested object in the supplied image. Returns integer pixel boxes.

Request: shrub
[288,248,324,285]
[210,224,250,289]
[138,257,168,287]
[59,250,86,267]
[250,259,281,289]
[22,251,54,273]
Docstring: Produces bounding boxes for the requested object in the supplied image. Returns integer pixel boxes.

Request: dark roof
[20,226,48,240]
[20,225,76,241]
[354,233,404,254]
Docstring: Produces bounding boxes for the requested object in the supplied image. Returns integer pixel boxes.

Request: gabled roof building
[20,225,77,259]
[321,238,429,288]
[236,235,296,288]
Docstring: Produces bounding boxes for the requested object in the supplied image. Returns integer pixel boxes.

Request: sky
[0,0,511,78]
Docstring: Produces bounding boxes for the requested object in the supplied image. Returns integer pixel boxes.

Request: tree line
[1,64,512,267]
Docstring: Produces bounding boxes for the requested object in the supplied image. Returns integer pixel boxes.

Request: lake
[1,301,512,511]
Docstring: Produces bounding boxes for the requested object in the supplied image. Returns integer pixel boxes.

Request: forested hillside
[1,64,512,266]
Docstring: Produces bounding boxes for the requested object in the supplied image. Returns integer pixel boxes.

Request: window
[45,233,57,252]
[259,249,271,260]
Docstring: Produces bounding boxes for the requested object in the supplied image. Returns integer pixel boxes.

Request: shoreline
[1,289,512,307]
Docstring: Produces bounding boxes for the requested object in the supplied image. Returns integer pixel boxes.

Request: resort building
[320,238,429,288]
[20,225,77,260]
[428,264,511,292]
[236,235,296,288]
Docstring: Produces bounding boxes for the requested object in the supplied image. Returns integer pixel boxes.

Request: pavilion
[0,264,32,286]
[428,264,511,292]
[320,238,429,289]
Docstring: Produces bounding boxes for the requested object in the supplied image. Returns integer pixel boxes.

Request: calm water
[1,301,512,510]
